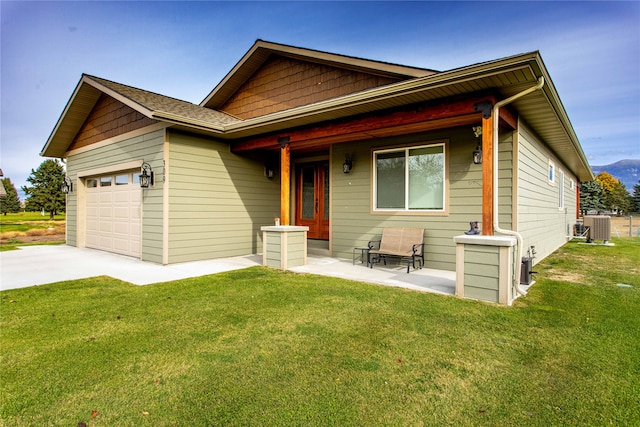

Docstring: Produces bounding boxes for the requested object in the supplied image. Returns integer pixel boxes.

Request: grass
[0,213,65,252]
[1,239,638,426]
[0,212,66,223]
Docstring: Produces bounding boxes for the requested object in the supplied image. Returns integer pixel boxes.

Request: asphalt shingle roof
[87,75,241,126]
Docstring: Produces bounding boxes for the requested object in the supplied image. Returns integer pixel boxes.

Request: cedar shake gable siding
[220,55,404,120]
[69,94,158,150]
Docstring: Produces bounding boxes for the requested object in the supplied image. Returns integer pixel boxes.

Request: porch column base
[454,235,517,305]
[262,226,309,270]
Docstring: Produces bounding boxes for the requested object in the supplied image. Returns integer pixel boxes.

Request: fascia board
[528,53,593,180]
[200,40,435,109]
[200,41,264,108]
[84,76,155,118]
[40,76,101,157]
[151,111,226,133]
[221,53,543,134]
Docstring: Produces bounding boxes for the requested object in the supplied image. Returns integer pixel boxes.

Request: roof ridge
[253,39,439,74]
[83,74,199,106]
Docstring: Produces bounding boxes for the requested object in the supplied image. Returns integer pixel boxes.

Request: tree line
[1,159,66,220]
[580,171,640,215]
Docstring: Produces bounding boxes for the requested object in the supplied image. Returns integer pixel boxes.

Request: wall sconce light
[473,142,483,165]
[139,162,154,188]
[60,177,73,194]
[472,126,483,165]
[343,154,353,174]
[265,166,275,179]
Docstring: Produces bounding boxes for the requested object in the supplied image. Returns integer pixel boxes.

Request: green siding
[287,234,306,266]
[463,245,500,303]
[517,122,578,263]
[65,129,165,263]
[331,126,514,271]
[167,130,280,263]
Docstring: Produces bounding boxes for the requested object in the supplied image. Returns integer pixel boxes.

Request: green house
[41,40,593,304]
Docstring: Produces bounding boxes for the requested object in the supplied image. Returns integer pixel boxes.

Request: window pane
[376,151,405,208]
[301,167,315,219]
[86,179,98,188]
[408,146,444,210]
[323,165,329,220]
[132,173,140,184]
[115,174,129,185]
[100,177,112,187]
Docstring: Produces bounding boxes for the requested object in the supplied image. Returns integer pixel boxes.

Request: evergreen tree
[0,178,22,215]
[21,159,66,220]
[611,181,632,214]
[579,180,604,215]
[632,180,640,213]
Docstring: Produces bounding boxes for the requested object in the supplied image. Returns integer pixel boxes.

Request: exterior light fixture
[473,142,483,165]
[265,166,275,179]
[472,126,483,165]
[60,177,73,194]
[139,162,154,188]
[343,154,353,174]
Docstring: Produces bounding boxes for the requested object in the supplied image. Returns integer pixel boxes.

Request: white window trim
[372,142,447,213]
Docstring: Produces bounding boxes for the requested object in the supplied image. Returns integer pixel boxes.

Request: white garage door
[86,171,141,257]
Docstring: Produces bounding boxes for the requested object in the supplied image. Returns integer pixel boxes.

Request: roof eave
[200,39,437,110]
[218,51,592,181]
[40,76,102,158]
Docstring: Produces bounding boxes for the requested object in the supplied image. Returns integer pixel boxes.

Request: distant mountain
[591,159,640,191]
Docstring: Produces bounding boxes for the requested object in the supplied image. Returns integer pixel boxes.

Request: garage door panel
[113,207,130,219]
[85,170,142,258]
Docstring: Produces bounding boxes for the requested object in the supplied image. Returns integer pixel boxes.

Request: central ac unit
[583,215,611,243]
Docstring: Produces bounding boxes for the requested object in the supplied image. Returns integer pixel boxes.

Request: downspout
[492,76,545,298]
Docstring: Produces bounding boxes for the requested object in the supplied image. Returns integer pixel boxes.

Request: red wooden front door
[295,162,329,240]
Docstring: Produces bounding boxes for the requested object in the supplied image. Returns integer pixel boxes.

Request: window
[100,177,112,187]
[558,170,565,209]
[374,143,445,211]
[548,160,555,184]
[86,179,98,188]
[115,174,129,185]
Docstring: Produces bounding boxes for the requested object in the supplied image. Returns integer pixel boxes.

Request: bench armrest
[368,240,381,250]
[412,243,424,256]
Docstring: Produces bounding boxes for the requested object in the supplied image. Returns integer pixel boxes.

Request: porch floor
[290,255,456,296]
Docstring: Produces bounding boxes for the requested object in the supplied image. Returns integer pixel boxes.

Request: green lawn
[1,239,638,426]
[0,212,65,234]
[0,212,66,225]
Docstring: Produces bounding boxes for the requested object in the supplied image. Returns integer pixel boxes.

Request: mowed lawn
[1,240,638,426]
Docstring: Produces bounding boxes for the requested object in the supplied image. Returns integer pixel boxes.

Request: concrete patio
[0,245,455,296]
[290,255,456,296]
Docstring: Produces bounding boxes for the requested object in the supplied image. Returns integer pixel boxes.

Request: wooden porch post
[482,115,494,236]
[280,139,291,225]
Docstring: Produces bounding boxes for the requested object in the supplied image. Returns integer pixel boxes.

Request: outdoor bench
[367,227,425,273]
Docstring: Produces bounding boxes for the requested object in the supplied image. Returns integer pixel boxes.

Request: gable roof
[41,42,592,181]
[41,75,240,158]
[200,40,437,110]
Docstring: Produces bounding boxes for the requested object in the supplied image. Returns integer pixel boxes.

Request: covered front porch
[291,252,456,296]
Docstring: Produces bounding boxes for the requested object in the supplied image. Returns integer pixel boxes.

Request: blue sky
[1,1,639,196]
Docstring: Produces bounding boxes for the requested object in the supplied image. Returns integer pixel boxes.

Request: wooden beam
[482,115,494,236]
[280,142,291,225]
[499,107,517,130]
[232,96,496,153]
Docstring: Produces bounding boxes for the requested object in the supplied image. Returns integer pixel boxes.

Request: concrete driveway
[0,245,262,291]
[1,245,456,296]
